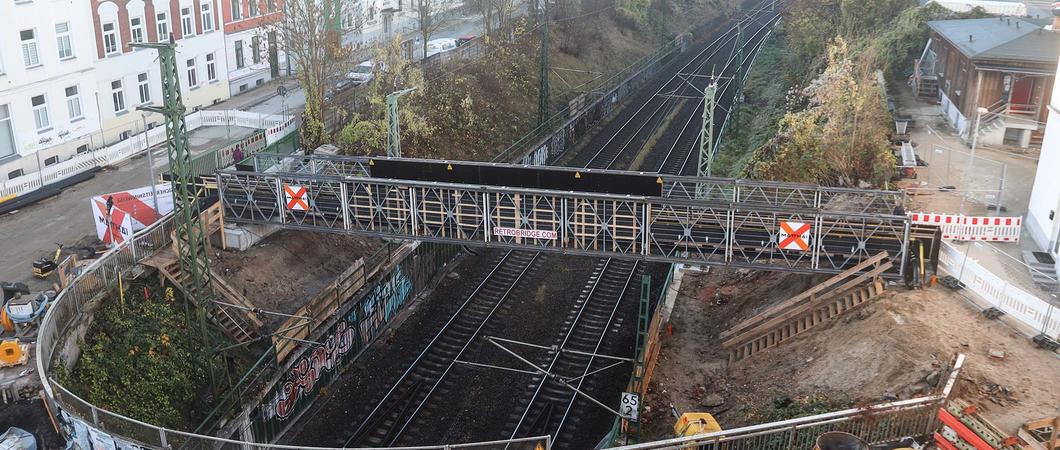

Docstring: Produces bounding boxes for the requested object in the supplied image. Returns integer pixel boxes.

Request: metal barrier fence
[1,110,292,200]
[938,240,1060,340]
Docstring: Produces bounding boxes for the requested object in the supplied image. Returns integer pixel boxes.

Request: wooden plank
[721,251,889,340]
[722,262,891,349]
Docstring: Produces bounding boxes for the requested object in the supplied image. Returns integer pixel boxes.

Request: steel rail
[504,259,640,447]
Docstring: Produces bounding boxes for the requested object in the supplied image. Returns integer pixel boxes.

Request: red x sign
[778,221,811,251]
[284,184,308,211]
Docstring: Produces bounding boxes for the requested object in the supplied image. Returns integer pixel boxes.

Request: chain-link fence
[909,144,1014,216]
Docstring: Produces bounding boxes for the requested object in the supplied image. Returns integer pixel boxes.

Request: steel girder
[218,170,909,276]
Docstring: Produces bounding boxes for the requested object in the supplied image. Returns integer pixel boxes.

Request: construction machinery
[674,412,722,437]
[31,243,63,279]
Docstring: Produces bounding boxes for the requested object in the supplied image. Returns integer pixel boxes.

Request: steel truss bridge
[219,153,913,276]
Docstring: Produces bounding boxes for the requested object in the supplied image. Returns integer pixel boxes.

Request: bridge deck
[219,154,911,276]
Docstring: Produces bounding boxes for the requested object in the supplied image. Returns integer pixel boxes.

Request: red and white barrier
[908,212,1022,243]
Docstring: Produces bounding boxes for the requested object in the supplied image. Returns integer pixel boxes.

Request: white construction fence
[0,110,294,201]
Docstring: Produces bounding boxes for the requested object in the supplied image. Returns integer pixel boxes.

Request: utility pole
[732,21,745,129]
[387,88,417,157]
[133,40,222,395]
[537,0,550,125]
[699,81,717,179]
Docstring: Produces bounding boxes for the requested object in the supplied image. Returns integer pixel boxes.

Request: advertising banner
[89,183,174,244]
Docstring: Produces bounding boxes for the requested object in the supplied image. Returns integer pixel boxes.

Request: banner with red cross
[284,184,309,211]
[778,220,811,251]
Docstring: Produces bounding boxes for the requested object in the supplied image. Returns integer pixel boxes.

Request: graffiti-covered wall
[250,242,457,443]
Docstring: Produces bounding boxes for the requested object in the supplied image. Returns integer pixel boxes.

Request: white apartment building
[91,0,230,144]
[0,0,102,182]
[1026,58,1060,258]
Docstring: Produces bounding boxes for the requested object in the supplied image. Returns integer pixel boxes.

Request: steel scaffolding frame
[219,157,910,276]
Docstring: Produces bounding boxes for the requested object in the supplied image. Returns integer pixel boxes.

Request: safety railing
[36,206,556,449]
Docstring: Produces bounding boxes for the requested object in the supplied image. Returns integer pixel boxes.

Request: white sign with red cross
[778,220,811,251]
[284,184,309,211]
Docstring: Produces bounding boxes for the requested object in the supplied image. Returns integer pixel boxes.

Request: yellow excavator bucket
[674,412,722,437]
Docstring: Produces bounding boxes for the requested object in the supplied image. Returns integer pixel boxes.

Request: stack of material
[935,398,1024,450]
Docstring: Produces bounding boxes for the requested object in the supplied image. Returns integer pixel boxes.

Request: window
[55,22,74,59]
[111,79,126,113]
[201,2,214,32]
[65,85,83,120]
[44,155,59,166]
[234,40,244,69]
[130,16,145,44]
[0,105,15,159]
[206,53,216,81]
[267,0,276,11]
[156,11,170,41]
[8,169,24,179]
[20,29,40,67]
[231,0,242,20]
[31,95,50,132]
[137,72,151,104]
[186,58,197,87]
[102,22,119,55]
[251,35,261,64]
[181,7,194,37]
[249,0,258,16]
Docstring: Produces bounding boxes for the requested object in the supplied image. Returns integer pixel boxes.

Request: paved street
[0,125,257,291]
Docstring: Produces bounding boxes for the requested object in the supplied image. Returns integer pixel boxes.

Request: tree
[414,0,449,60]
[271,0,349,152]
[751,39,895,187]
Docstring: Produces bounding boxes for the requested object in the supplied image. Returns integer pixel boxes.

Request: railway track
[655,12,778,175]
[343,250,542,447]
[569,4,781,172]
[503,259,642,449]
[339,3,782,448]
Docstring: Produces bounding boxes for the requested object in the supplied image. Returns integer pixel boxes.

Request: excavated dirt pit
[643,268,1060,439]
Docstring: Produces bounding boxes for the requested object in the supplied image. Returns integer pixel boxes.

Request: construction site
[0,0,1058,449]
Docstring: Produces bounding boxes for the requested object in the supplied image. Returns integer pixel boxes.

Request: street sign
[284,184,308,211]
[621,392,640,422]
[778,220,811,251]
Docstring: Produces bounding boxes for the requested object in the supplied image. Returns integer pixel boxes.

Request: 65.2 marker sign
[621,392,640,422]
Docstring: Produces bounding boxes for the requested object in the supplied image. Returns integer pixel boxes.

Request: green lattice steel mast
[537,0,550,125]
[133,41,220,392]
[699,81,717,178]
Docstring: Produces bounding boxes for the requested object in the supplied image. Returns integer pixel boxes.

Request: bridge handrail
[33,199,552,449]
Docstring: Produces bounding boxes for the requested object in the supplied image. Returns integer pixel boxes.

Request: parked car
[346,60,376,85]
[425,38,458,58]
[456,35,477,47]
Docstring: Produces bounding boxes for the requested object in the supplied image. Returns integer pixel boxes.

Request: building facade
[914,17,1059,148]
[1026,53,1060,257]
[90,0,230,144]
[0,0,103,181]
[220,0,285,96]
